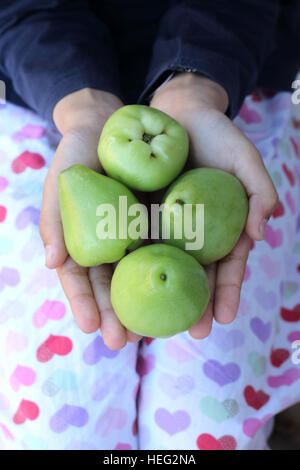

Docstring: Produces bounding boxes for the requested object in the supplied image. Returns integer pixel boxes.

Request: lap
[0,91,299,450]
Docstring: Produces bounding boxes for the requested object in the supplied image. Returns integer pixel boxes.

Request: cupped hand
[39,88,142,349]
[150,73,279,339]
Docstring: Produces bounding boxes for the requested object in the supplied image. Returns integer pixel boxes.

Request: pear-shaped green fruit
[160,168,248,264]
[98,105,189,192]
[59,164,146,267]
[111,244,210,338]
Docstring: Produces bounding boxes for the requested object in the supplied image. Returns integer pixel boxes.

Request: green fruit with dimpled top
[98,105,189,191]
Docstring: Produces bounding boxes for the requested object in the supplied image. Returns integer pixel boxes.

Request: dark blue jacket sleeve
[0,0,122,123]
[143,0,280,118]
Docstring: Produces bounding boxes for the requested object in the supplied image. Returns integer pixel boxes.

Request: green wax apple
[160,168,248,264]
[98,105,189,191]
[111,244,210,337]
[59,164,145,267]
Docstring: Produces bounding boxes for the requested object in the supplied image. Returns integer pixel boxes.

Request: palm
[182,109,251,337]
[146,105,275,339]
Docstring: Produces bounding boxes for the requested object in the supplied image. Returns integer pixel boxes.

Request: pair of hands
[39,73,278,350]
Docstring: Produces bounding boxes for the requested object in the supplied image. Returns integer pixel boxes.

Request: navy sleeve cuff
[141,0,279,119]
[139,51,246,118]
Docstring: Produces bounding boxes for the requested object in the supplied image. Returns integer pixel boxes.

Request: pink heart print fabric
[0,90,299,450]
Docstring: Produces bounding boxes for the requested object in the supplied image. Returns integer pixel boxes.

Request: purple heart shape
[15,206,40,230]
[50,404,88,433]
[0,267,20,291]
[154,408,191,436]
[83,336,118,365]
[203,360,241,386]
[250,317,271,343]
[254,286,277,310]
[259,254,281,280]
[158,373,195,399]
[210,328,244,352]
[90,373,127,401]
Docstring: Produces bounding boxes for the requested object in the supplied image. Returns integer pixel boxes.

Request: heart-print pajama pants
[0,90,299,450]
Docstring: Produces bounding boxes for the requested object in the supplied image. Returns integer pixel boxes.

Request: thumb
[40,171,68,268]
[234,144,278,241]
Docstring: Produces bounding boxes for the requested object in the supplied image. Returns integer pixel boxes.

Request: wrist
[53,88,123,135]
[151,72,229,121]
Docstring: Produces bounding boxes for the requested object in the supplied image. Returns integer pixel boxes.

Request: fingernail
[45,245,54,267]
[259,218,268,239]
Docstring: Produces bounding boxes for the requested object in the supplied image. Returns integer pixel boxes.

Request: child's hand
[39,88,142,349]
[150,73,279,339]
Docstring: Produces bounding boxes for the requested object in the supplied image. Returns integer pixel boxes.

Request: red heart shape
[36,334,73,362]
[280,304,300,322]
[261,89,277,99]
[290,137,299,158]
[292,118,300,129]
[272,201,285,218]
[282,163,295,187]
[13,399,39,424]
[218,435,237,450]
[239,102,262,124]
[11,151,45,174]
[270,347,290,368]
[197,433,237,450]
[136,354,155,377]
[243,386,270,410]
[251,90,262,102]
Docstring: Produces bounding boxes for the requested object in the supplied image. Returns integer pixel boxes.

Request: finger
[188,263,216,339]
[127,331,143,343]
[233,142,278,241]
[246,191,276,241]
[214,231,250,324]
[57,257,101,333]
[89,264,127,350]
[40,171,68,269]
